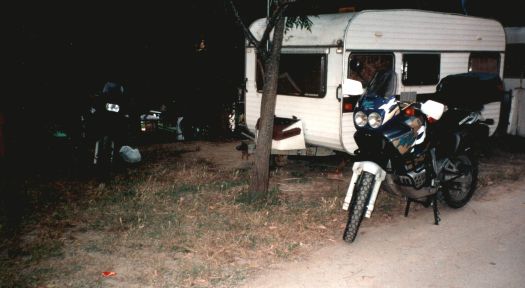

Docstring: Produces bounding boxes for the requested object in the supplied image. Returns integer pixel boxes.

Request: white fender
[343,161,387,218]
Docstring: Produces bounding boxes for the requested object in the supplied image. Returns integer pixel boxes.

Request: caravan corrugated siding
[246,14,355,151]
[345,10,505,52]
[245,47,345,151]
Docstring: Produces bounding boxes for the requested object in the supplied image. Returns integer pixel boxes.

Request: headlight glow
[105,103,120,112]
[354,111,367,127]
[368,112,383,128]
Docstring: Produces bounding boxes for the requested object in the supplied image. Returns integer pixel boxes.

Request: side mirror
[421,100,445,120]
[342,79,364,97]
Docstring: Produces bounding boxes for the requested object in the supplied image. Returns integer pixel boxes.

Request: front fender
[343,161,387,218]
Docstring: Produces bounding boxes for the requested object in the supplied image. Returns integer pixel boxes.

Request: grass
[1,139,523,287]
[0,142,347,288]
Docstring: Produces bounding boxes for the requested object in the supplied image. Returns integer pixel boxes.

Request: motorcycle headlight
[368,112,383,128]
[105,103,120,113]
[354,111,367,127]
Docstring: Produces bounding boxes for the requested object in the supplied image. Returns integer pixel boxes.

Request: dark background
[2,0,523,149]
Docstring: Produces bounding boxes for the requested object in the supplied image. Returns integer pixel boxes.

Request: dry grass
[0,142,349,288]
[1,139,523,287]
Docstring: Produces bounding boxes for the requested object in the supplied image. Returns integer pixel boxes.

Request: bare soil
[240,175,525,288]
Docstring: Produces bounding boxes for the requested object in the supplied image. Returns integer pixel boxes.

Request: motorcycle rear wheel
[343,171,375,243]
[442,154,478,208]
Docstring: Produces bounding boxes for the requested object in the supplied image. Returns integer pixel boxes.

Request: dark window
[504,44,525,78]
[256,53,327,97]
[347,53,394,87]
[402,54,440,86]
[469,52,500,73]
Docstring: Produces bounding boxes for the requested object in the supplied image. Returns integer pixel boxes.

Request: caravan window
[256,53,327,97]
[347,53,394,86]
[402,54,440,86]
[469,52,500,73]
[504,44,525,78]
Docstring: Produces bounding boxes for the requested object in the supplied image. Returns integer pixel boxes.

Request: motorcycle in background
[341,68,496,243]
[81,82,141,179]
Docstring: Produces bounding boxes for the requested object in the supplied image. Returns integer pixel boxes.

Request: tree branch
[227,0,260,48]
[256,2,290,61]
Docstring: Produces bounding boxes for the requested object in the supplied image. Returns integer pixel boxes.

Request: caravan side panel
[245,47,345,151]
[246,13,356,152]
[441,53,470,77]
[246,93,343,151]
[245,48,259,134]
[341,114,358,153]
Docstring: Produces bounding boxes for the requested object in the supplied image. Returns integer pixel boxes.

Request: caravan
[244,9,506,155]
[503,27,525,90]
[503,27,525,136]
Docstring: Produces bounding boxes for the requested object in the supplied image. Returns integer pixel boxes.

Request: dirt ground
[164,140,354,200]
[171,139,525,288]
[240,177,525,288]
[1,136,524,287]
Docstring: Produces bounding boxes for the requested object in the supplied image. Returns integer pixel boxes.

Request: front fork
[342,161,387,218]
[93,138,115,164]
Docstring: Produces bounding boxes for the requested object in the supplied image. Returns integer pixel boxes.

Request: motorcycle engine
[383,174,437,200]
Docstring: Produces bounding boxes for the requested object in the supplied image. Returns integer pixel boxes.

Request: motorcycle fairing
[382,114,427,155]
[378,97,400,125]
[359,95,399,126]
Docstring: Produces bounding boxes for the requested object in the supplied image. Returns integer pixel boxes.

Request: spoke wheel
[442,154,478,208]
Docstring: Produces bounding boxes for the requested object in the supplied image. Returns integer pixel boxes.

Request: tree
[228,0,312,201]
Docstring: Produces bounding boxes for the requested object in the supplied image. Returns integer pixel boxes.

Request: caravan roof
[249,12,354,47]
[249,9,505,52]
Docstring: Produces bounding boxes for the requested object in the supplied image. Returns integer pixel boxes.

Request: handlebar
[458,111,481,125]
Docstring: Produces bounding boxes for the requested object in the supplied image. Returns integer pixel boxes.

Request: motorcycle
[81,82,140,179]
[340,68,493,243]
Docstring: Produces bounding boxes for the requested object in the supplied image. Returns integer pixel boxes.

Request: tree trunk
[248,15,286,199]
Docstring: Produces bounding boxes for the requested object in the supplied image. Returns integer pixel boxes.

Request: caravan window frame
[256,49,328,98]
[346,52,395,86]
[468,52,500,74]
[401,53,441,86]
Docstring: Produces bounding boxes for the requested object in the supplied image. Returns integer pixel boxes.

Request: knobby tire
[343,171,375,243]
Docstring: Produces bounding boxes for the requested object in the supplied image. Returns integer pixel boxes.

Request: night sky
[4,0,523,118]
[6,2,255,112]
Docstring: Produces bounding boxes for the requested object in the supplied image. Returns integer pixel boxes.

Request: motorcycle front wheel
[94,136,115,180]
[442,154,478,208]
[343,171,375,243]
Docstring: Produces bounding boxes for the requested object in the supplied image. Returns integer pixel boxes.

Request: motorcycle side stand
[404,194,441,225]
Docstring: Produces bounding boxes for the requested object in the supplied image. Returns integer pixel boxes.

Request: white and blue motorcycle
[341,69,499,243]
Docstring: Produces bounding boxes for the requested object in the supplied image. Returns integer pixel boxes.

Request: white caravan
[245,9,506,155]
[503,27,525,90]
[503,27,525,136]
